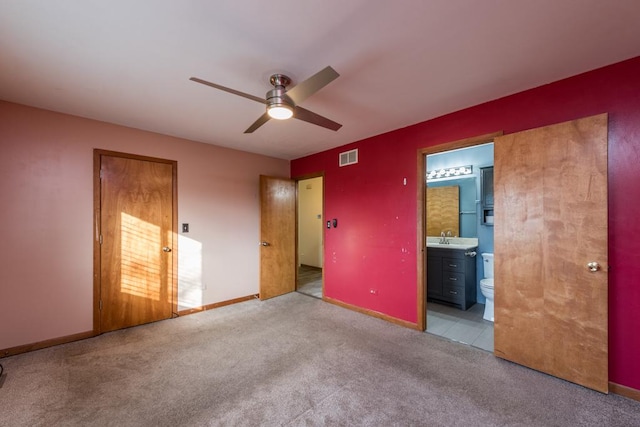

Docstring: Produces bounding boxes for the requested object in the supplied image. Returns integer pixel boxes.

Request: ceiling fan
[190,66,342,134]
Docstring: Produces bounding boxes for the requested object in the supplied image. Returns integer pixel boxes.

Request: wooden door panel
[259,175,296,300]
[494,114,608,392]
[493,129,546,370]
[100,155,174,332]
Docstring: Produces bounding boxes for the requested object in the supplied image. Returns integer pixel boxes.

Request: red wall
[291,56,640,390]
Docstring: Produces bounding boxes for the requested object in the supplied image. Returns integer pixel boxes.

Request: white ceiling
[2,1,640,160]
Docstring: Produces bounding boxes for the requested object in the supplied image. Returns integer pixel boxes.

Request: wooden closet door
[99,154,175,332]
[493,114,608,393]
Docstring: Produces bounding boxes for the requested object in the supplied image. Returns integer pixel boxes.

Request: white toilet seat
[480,278,494,289]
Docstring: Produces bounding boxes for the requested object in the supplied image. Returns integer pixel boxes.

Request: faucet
[439,230,452,244]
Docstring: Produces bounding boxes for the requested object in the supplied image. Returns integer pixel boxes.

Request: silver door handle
[260,241,270,246]
[162,246,172,252]
[587,261,600,272]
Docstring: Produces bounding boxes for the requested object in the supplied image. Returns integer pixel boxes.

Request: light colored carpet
[0,292,639,426]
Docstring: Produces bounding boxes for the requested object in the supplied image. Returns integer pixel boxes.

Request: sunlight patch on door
[121,212,161,301]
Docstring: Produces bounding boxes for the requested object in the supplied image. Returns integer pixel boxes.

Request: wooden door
[98,152,176,332]
[259,175,296,300]
[493,114,608,392]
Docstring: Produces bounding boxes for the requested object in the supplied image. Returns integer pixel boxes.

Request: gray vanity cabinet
[427,247,477,310]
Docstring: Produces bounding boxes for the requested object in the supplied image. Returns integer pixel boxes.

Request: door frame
[93,149,178,334]
[416,132,502,331]
[294,172,325,297]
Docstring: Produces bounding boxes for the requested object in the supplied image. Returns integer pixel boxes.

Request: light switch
[182,223,189,233]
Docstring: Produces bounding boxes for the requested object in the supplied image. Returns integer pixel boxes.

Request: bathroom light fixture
[426,165,473,181]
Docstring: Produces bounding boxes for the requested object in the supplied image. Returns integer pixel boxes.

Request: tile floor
[426,302,494,352]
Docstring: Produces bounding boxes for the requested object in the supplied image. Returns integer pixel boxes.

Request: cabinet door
[426,254,443,297]
[481,167,494,225]
[481,167,494,207]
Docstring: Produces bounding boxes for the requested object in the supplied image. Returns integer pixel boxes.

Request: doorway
[296,176,324,299]
[93,150,178,333]
[423,141,496,352]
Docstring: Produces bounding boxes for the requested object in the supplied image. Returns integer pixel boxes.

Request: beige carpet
[0,293,639,426]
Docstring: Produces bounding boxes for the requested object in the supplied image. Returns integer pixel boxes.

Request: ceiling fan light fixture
[266,80,294,120]
[190,67,341,133]
[267,103,294,120]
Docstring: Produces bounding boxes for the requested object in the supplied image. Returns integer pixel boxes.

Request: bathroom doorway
[417,132,502,351]
[296,176,324,299]
[419,134,498,352]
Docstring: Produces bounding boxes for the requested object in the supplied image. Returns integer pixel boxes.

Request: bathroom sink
[426,237,478,250]
[427,242,478,250]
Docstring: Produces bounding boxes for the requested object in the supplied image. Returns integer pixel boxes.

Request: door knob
[587,261,600,272]
[260,241,270,246]
[162,246,172,252]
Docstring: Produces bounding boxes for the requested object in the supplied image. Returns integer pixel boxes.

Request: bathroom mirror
[427,178,477,237]
[426,186,459,236]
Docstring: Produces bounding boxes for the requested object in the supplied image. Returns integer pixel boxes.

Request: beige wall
[0,101,289,350]
[297,177,323,268]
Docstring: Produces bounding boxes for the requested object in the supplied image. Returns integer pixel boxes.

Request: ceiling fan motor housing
[266,74,294,119]
[266,74,294,110]
[266,88,293,107]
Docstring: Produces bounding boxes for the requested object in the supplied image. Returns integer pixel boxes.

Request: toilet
[480,253,494,322]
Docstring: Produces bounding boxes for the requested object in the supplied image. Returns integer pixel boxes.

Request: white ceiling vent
[339,149,358,167]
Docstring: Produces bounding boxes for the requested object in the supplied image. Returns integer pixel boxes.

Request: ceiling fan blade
[285,66,339,105]
[294,106,342,131]
[244,112,271,134]
[190,77,266,104]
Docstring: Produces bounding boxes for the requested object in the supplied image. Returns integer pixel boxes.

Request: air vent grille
[339,149,358,167]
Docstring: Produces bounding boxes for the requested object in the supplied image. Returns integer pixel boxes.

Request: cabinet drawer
[443,271,465,286]
[441,283,464,303]
[443,258,465,273]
